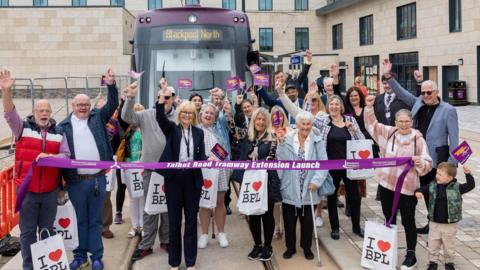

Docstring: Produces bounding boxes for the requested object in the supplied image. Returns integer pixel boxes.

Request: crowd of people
[0,54,476,270]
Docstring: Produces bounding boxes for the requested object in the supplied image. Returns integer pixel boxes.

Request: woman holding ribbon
[197,101,231,249]
[364,95,432,270]
[155,94,207,270]
[230,107,282,262]
[276,111,332,260]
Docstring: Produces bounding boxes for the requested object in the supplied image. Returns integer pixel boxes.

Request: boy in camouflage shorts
[415,162,475,270]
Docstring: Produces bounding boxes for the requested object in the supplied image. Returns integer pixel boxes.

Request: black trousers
[327,170,361,232]
[419,168,436,208]
[165,171,201,267]
[115,169,127,213]
[224,178,232,207]
[248,203,275,247]
[282,203,314,251]
[378,185,418,251]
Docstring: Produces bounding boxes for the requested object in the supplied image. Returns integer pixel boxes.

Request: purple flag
[225,77,240,92]
[177,79,193,90]
[253,74,269,87]
[249,64,261,74]
[272,111,282,127]
[127,70,144,79]
[211,143,229,161]
[452,140,472,164]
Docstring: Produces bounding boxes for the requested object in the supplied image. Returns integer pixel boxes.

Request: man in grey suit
[382,59,459,234]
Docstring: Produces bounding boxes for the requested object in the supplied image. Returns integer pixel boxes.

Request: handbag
[53,200,78,251]
[115,126,133,162]
[361,221,398,270]
[30,229,69,270]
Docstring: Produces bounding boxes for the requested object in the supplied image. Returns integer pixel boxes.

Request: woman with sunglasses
[155,93,207,270]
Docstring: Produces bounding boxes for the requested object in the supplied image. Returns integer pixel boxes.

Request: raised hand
[251,91,258,107]
[0,69,15,91]
[236,94,244,105]
[463,166,471,174]
[329,64,339,77]
[413,70,423,82]
[382,59,392,76]
[305,49,313,62]
[125,81,138,97]
[308,81,318,96]
[105,68,116,86]
[412,155,422,167]
[365,95,375,108]
[223,99,232,114]
[275,127,286,144]
[175,95,182,107]
[275,79,286,96]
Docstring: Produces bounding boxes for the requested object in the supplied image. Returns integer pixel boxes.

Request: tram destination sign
[162,29,222,42]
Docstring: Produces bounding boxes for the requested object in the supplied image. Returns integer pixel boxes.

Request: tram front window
[150,48,235,102]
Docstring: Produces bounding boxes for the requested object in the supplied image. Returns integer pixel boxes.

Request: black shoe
[131,248,153,261]
[353,228,364,238]
[416,224,429,234]
[345,205,351,217]
[247,245,262,261]
[337,201,344,208]
[282,249,296,259]
[226,205,232,215]
[303,249,314,260]
[330,230,340,240]
[445,263,455,270]
[400,251,417,270]
[426,262,438,270]
[259,246,273,261]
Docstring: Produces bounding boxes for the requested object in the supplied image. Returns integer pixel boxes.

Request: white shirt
[384,92,396,109]
[179,125,194,162]
[71,114,101,175]
[293,131,311,160]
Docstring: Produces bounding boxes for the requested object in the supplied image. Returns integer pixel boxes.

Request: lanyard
[182,126,191,158]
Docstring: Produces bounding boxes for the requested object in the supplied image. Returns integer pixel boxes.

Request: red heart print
[162,184,165,193]
[58,218,70,229]
[203,179,212,189]
[377,240,391,252]
[48,249,62,262]
[252,181,262,192]
[359,150,371,159]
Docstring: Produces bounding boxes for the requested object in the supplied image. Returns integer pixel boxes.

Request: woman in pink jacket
[364,95,432,270]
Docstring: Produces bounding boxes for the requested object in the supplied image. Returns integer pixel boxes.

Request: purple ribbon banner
[37,157,412,171]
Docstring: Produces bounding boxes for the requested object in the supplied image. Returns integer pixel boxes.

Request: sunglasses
[158,95,172,100]
[420,91,433,96]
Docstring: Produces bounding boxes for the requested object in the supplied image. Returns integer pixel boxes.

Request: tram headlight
[233,17,239,23]
[240,17,245,23]
[139,17,145,24]
[188,14,197,24]
[146,17,151,23]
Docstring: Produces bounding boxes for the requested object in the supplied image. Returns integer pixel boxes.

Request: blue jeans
[68,175,106,261]
[19,188,59,270]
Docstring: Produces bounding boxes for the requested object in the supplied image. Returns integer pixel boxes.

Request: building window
[389,52,419,95]
[397,3,416,40]
[259,28,273,52]
[148,0,162,9]
[332,23,343,50]
[359,15,373,46]
[33,0,47,6]
[185,0,199,5]
[295,28,309,51]
[354,55,379,95]
[449,0,461,32]
[295,0,308,11]
[0,0,9,6]
[72,0,86,6]
[259,0,272,11]
[110,0,124,6]
[222,0,235,9]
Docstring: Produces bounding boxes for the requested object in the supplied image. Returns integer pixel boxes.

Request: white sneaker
[198,234,209,249]
[315,216,324,227]
[217,233,229,248]
[127,228,136,238]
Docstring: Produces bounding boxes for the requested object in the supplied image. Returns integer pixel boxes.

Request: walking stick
[211,209,216,239]
[309,191,322,267]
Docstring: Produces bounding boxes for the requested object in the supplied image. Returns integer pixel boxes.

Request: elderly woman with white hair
[276,111,333,261]
[197,102,232,249]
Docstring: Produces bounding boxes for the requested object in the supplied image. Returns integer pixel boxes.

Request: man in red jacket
[1,69,70,270]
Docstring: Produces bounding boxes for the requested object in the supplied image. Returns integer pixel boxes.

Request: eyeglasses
[396,120,412,124]
[420,91,433,96]
[75,103,91,108]
[181,111,194,115]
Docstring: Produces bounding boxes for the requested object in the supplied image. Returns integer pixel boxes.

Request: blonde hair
[175,101,198,126]
[270,106,290,129]
[133,103,145,112]
[248,107,273,142]
[305,92,326,114]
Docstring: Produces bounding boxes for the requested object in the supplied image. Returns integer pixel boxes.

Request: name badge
[385,112,391,119]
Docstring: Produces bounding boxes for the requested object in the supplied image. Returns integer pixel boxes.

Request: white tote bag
[360,221,398,270]
[199,169,219,209]
[31,230,70,270]
[124,169,144,198]
[53,201,78,251]
[237,170,268,216]
[144,172,168,215]
[346,139,375,180]
[105,168,116,192]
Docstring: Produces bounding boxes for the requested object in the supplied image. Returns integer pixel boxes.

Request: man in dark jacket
[1,69,70,270]
[374,74,411,126]
[59,69,120,270]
